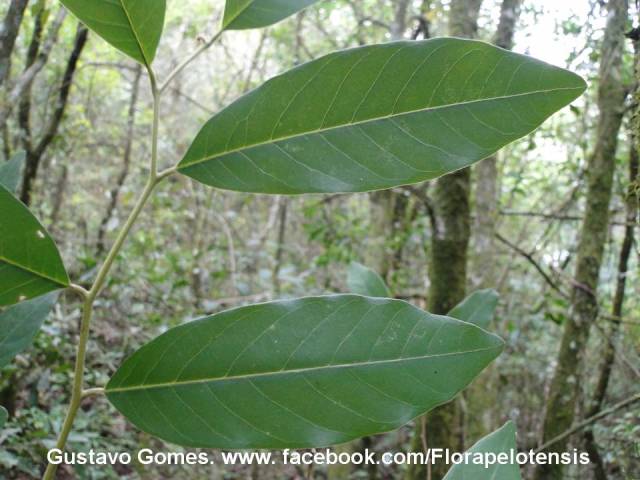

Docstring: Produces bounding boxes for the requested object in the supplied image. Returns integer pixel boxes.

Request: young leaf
[443,421,522,480]
[347,262,391,297]
[0,151,26,194]
[107,295,503,449]
[222,0,320,31]
[448,289,499,330]
[0,185,69,306]
[0,292,58,368]
[178,38,586,194]
[0,406,7,428]
[59,0,165,66]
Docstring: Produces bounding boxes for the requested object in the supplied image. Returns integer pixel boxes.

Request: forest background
[0,0,638,479]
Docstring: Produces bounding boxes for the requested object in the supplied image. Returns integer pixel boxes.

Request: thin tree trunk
[18,5,46,154]
[466,0,523,442]
[0,0,29,87]
[365,0,410,283]
[582,31,640,479]
[0,8,66,130]
[405,2,483,480]
[471,0,522,290]
[534,1,628,478]
[20,24,88,205]
[96,64,143,255]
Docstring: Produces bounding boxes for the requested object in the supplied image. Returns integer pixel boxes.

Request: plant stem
[159,30,223,94]
[42,68,167,480]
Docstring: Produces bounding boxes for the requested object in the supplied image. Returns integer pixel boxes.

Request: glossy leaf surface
[60,0,165,65]
[0,406,6,428]
[448,289,499,330]
[347,262,391,297]
[178,38,585,194]
[443,421,522,480]
[222,0,319,30]
[0,292,58,367]
[0,151,25,193]
[0,185,69,306]
[107,295,503,448]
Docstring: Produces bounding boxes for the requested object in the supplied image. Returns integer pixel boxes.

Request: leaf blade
[222,0,320,30]
[59,0,165,65]
[443,421,522,480]
[448,289,499,330]
[178,38,585,194]
[0,185,69,306]
[0,292,58,368]
[347,262,391,297]
[107,295,503,449]
[0,151,26,194]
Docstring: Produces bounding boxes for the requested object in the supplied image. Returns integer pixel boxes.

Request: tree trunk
[0,0,29,87]
[466,0,523,442]
[534,1,628,478]
[582,28,640,479]
[365,0,410,284]
[21,24,88,205]
[405,2,483,480]
[0,8,66,130]
[471,0,522,290]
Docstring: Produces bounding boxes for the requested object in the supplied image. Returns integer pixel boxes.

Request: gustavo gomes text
[47,448,590,468]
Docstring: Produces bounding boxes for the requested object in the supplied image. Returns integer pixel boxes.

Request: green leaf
[448,289,499,330]
[59,0,165,65]
[222,0,320,30]
[107,295,503,449]
[347,262,391,297]
[0,406,7,428]
[0,151,26,194]
[0,185,69,306]
[443,421,522,480]
[178,38,585,195]
[0,292,58,367]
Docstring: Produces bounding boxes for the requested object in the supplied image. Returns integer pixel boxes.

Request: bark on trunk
[405,2,483,479]
[0,0,29,88]
[534,1,628,478]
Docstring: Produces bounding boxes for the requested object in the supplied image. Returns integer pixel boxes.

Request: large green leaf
[443,421,522,480]
[0,185,69,306]
[0,151,26,194]
[347,262,391,297]
[178,38,585,194]
[0,292,58,367]
[222,0,320,30]
[448,289,499,330]
[0,406,7,429]
[59,0,165,65]
[107,295,503,449]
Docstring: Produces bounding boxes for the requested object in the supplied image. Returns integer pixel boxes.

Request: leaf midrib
[0,254,68,287]
[118,0,149,65]
[178,86,583,169]
[107,343,502,394]
[222,0,254,30]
